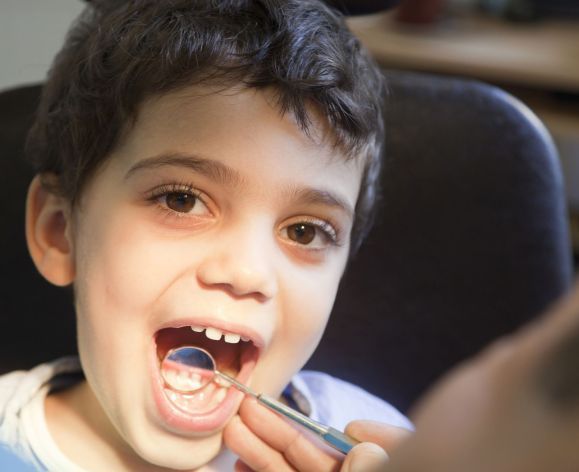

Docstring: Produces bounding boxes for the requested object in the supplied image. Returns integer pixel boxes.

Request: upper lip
[155,316,267,350]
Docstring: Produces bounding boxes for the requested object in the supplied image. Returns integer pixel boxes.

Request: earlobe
[26,175,75,286]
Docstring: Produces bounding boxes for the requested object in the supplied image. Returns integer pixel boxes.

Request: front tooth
[215,388,227,403]
[191,326,205,332]
[215,375,231,388]
[176,371,191,390]
[240,336,250,342]
[224,333,241,344]
[166,369,179,387]
[205,327,223,341]
[189,373,202,390]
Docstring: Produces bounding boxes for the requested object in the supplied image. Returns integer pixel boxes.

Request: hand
[341,420,411,472]
[223,397,342,472]
[223,398,410,471]
[383,280,579,472]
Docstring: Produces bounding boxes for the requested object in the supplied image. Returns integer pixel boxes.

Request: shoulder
[0,367,46,422]
[0,357,81,448]
[0,370,29,421]
[0,357,81,415]
[292,370,413,432]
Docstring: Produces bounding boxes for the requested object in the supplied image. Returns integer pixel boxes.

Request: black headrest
[306,71,573,412]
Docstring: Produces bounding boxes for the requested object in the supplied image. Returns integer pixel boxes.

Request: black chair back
[306,71,573,412]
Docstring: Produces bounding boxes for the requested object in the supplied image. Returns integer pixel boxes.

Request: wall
[0,0,84,92]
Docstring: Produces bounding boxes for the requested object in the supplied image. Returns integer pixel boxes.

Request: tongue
[156,327,242,375]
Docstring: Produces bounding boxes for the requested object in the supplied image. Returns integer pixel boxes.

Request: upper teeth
[191,325,250,344]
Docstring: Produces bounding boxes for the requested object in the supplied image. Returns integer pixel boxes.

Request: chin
[130,431,224,471]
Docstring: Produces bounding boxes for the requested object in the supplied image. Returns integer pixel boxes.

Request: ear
[26,175,75,286]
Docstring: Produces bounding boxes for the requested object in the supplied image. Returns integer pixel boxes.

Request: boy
[0,0,411,470]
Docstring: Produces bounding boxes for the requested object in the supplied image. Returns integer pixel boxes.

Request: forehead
[111,85,364,208]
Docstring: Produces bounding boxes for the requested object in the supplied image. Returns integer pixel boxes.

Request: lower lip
[149,342,257,434]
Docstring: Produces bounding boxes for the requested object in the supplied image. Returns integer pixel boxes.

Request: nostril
[196,244,277,299]
[197,273,277,301]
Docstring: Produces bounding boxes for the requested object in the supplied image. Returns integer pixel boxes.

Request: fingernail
[344,442,389,472]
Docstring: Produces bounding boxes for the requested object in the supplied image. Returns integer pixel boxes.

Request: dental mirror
[161,346,217,393]
[161,345,359,455]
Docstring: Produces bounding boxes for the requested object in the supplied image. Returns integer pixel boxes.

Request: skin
[26,85,376,471]
[223,398,410,471]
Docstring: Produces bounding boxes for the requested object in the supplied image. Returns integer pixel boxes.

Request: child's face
[69,86,362,468]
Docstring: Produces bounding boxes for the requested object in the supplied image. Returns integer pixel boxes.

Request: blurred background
[336,0,579,270]
[0,0,85,90]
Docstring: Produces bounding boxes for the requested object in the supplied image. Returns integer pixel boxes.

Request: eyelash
[144,182,344,247]
[285,217,342,248]
[145,182,208,213]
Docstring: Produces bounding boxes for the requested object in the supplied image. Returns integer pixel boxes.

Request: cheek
[256,256,345,395]
[282,268,341,345]
[75,211,192,321]
[72,209,207,373]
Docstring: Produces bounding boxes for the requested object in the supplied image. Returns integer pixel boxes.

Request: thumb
[345,420,411,451]
[341,442,389,472]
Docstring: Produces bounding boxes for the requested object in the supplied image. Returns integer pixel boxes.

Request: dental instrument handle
[215,370,358,454]
[257,393,359,454]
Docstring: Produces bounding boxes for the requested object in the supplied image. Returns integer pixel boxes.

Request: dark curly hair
[26,0,385,252]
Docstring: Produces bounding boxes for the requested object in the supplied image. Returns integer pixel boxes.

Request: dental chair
[0,71,573,414]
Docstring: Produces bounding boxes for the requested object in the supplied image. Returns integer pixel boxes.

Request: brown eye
[287,223,316,245]
[165,192,197,213]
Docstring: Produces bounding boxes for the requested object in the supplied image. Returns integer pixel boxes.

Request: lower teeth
[158,345,240,413]
[164,383,229,414]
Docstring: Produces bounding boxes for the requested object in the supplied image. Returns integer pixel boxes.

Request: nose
[196,221,278,301]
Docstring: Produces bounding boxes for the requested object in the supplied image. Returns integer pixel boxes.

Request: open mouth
[155,324,260,417]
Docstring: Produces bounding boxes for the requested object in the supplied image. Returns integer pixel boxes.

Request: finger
[224,415,294,472]
[238,398,342,471]
[341,442,389,472]
[345,420,411,452]
[234,459,255,472]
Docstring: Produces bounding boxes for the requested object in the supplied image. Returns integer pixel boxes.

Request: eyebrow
[124,152,243,187]
[125,152,354,218]
[285,186,355,220]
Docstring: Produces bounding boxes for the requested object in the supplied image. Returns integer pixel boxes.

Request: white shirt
[0,357,411,471]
